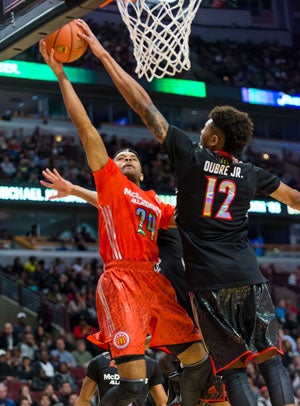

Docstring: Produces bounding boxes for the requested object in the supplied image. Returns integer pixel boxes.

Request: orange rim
[99,0,136,6]
[99,0,113,7]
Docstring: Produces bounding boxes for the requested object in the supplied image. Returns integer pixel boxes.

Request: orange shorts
[89,260,201,358]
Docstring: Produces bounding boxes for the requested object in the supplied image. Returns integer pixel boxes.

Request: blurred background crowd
[16,19,300,94]
[1,0,300,405]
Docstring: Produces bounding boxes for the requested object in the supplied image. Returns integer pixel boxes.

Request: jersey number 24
[136,207,156,240]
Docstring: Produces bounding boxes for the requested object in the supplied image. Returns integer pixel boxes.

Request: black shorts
[190,284,282,374]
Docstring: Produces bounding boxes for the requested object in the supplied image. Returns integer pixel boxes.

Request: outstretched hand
[40,168,74,200]
[39,39,64,75]
[76,19,106,57]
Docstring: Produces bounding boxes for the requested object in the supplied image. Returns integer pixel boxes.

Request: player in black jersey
[161,112,297,406]
[75,337,167,406]
[77,23,300,406]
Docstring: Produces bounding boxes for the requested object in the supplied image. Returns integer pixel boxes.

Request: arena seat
[71,366,86,386]
[6,380,31,399]
[32,390,44,401]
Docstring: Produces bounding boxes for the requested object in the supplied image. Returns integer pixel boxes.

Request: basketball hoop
[116,0,203,82]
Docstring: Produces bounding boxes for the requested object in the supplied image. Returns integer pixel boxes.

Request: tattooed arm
[76,19,169,144]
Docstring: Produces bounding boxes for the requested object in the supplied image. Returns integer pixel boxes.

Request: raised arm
[270,181,300,211]
[76,19,169,145]
[74,376,97,406]
[149,384,168,406]
[40,168,98,208]
[39,40,108,171]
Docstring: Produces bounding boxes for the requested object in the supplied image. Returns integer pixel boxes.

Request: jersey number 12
[202,176,236,220]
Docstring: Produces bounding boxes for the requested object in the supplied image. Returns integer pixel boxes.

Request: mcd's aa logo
[113,331,130,349]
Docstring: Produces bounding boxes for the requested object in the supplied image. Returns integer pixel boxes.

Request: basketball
[43,20,88,63]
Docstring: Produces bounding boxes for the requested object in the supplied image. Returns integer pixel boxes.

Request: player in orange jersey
[40,41,221,406]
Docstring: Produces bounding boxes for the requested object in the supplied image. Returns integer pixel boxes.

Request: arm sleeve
[254,165,281,195]
[163,125,195,176]
[86,358,100,383]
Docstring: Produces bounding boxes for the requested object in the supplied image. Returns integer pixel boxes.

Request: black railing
[0,272,69,331]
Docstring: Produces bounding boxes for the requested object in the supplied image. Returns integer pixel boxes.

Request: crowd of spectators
[0,310,94,405]
[0,120,299,196]
[0,124,176,194]
[0,251,107,404]
[1,255,101,329]
[0,125,94,189]
[1,256,300,404]
[187,37,300,94]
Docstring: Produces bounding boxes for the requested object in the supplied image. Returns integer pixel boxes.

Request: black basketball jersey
[86,352,164,405]
[164,125,280,291]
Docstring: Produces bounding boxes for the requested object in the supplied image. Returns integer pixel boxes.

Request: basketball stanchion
[116,0,203,82]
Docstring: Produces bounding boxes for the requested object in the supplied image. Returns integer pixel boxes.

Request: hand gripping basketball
[43,20,88,63]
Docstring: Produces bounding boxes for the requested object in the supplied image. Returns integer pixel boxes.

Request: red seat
[6,380,31,400]
[32,391,43,402]
[71,366,86,386]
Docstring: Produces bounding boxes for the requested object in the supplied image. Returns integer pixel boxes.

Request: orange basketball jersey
[93,159,174,264]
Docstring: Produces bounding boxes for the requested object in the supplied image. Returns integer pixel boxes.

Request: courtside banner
[0,185,86,203]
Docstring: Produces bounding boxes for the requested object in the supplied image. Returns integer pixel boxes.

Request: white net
[116,0,203,82]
